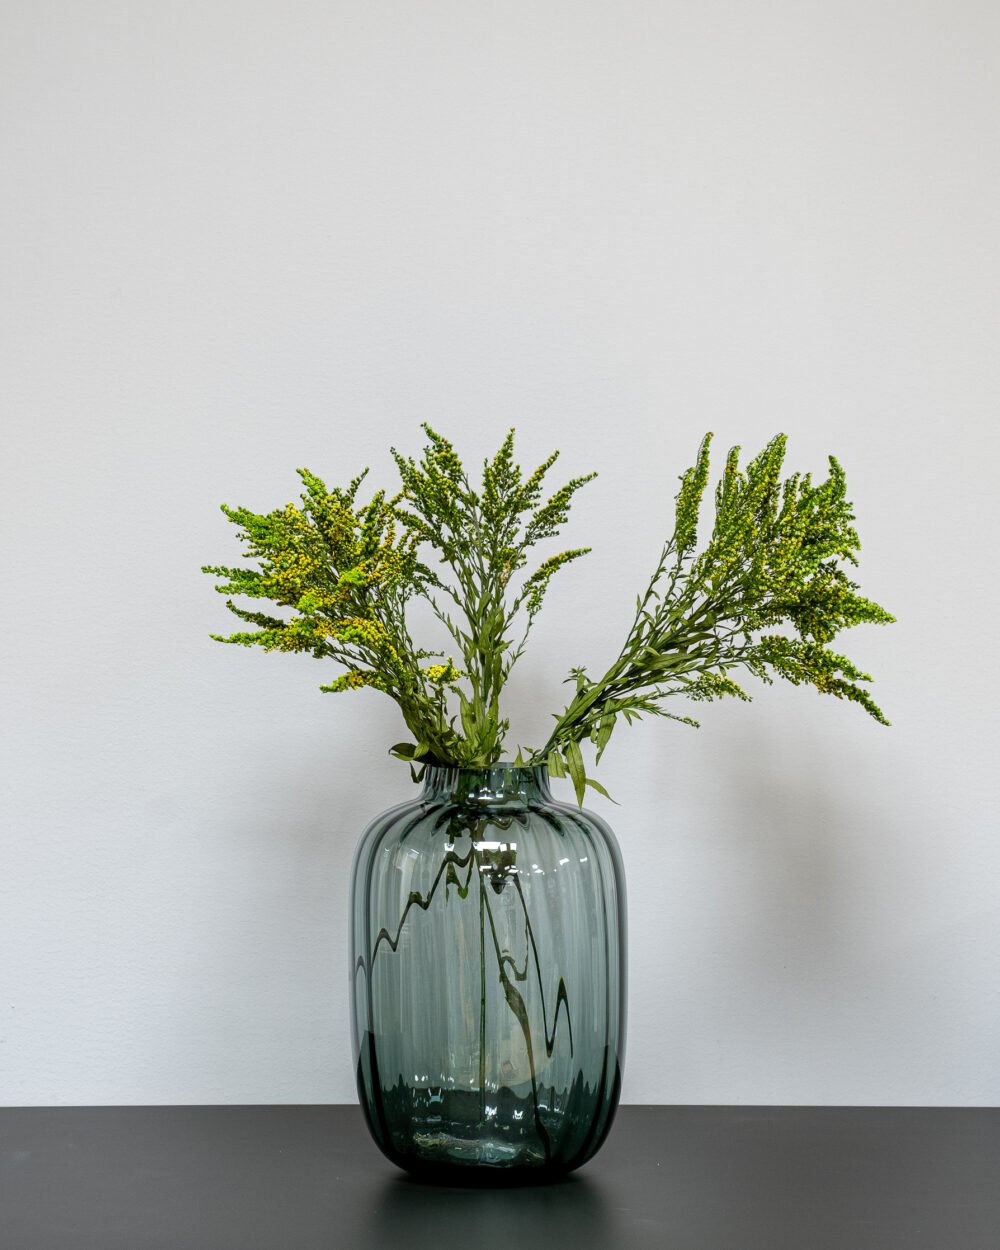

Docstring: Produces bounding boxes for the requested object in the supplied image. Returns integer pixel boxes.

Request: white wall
[2,0,997,1107]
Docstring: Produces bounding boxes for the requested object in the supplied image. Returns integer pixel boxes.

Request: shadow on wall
[160,725,403,1101]
[647,709,902,1097]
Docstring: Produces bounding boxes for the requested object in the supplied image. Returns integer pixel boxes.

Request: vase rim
[423,760,547,771]
[420,761,552,803]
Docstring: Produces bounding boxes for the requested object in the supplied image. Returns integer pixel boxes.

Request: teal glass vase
[350,763,627,1181]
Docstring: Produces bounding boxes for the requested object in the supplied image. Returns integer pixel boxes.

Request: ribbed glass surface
[350,763,627,1180]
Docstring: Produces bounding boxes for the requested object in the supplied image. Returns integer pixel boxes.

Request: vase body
[350,763,627,1181]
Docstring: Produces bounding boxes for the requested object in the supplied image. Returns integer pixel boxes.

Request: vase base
[411,1128,546,1168]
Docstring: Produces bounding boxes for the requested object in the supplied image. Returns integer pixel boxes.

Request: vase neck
[421,763,552,806]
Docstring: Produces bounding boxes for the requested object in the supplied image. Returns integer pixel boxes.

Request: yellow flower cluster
[320,669,380,693]
[424,663,461,685]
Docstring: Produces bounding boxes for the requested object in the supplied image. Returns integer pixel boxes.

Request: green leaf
[458,691,477,742]
[584,776,618,804]
[595,713,616,763]
[546,749,567,779]
[564,740,586,806]
[388,743,416,760]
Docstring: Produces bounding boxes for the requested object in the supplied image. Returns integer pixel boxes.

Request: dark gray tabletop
[1,1105,998,1250]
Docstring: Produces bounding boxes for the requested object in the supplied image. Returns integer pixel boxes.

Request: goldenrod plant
[204,426,894,801]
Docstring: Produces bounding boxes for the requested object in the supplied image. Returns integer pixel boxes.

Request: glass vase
[349,762,627,1181]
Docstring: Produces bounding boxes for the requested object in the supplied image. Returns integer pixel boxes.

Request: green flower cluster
[539,433,895,798]
[205,426,894,800]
